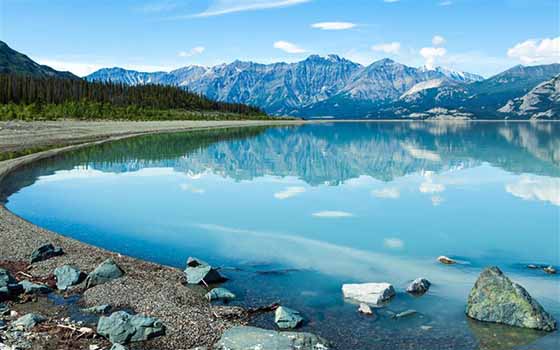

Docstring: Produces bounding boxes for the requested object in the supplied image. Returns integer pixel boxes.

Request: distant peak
[374,58,396,65]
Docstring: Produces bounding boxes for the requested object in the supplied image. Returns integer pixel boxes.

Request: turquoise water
[2,122,559,349]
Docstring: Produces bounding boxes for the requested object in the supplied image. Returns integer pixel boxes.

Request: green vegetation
[0,73,269,121]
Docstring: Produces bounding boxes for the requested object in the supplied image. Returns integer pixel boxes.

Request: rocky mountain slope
[499,75,560,118]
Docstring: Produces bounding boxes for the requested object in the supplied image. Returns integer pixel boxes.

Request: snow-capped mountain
[419,66,484,83]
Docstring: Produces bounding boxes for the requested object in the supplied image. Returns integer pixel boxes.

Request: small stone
[13,313,47,330]
[184,257,225,285]
[543,266,556,274]
[466,266,557,331]
[18,280,52,294]
[97,311,165,344]
[437,256,456,265]
[206,288,236,301]
[358,303,373,315]
[274,306,304,329]
[342,283,395,305]
[406,278,431,294]
[54,265,84,290]
[80,304,112,315]
[10,310,18,317]
[30,244,63,264]
[394,309,417,318]
[85,259,124,289]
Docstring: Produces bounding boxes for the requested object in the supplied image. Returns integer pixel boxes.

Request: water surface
[3,122,559,349]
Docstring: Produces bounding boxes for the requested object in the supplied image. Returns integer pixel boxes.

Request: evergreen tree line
[0,73,267,120]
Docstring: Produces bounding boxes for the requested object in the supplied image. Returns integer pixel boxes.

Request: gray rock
[54,265,84,290]
[85,259,124,289]
[0,284,24,300]
[184,257,225,285]
[110,344,128,350]
[215,326,330,350]
[97,311,165,344]
[274,306,304,329]
[81,304,112,315]
[466,266,557,331]
[406,278,431,294]
[30,243,63,264]
[0,268,17,288]
[206,288,236,301]
[18,280,52,294]
[13,313,47,330]
[342,282,395,305]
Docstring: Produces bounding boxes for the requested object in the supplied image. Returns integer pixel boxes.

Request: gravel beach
[0,120,303,349]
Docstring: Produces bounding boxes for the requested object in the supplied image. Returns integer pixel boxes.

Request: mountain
[0,41,78,79]
[86,55,559,119]
[498,75,560,118]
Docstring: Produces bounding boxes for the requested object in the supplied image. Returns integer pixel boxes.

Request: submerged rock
[206,287,236,301]
[85,259,124,289]
[97,311,165,344]
[54,265,84,290]
[342,283,395,305]
[274,306,304,329]
[393,309,417,319]
[184,257,225,285]
[437,256,456,265]
[13,313,47,330]
[466,266,557,331]
[19,280,52,294]
[543,266,556,274]
[358,303,373,315]
[30,244,63,264]
[81,304,112,315]
[406,278,431,294]
[215,326,330,350]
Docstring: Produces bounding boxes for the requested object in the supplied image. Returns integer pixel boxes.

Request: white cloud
[178,46,206,57]
[507,37,560,64]
[311,22,356,30]
[179,183,205,194]
[194,0,310,17]
[273,40,306,54]
[372,187,400,199]
[432,35,446,46]
[384,238,404,249]
[506,176,560,206]
[371,42,401,55]
[312,211,354,218]
[420,47,447,69]
[274,186,306,199]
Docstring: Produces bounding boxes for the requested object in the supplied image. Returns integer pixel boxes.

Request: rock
[80,304,112,315]
[527,264,538,269]
[466,266,557,331]
[543,266,556,274]
[206,287,236,301]
[406,278,431,294]
[85,259,124,289]
[18,280,52,294]
[274,306,304,329]
[184,257,225,285]
[54,265,84,290]
[110,344,128,350]
[12,313,47,330]
[215,326,330,350]
[342,283,395,305]
[437,256,456,264]
[30,243,63,264]
[358,303,373,315]
[393,309,417,318]
[0,268,17,288]
[97,311,165,344]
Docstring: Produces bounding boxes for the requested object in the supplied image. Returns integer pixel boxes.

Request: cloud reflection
[506,176,560,206]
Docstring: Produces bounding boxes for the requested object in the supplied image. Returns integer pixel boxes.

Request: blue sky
[1,0,558,77]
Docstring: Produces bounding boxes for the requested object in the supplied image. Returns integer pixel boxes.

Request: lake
[2,122,559,349]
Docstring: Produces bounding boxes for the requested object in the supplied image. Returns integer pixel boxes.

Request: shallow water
[2,122,560,349]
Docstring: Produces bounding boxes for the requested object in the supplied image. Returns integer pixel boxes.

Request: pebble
[358,303,373,315]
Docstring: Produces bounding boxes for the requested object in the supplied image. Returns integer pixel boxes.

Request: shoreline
[0,119,305,349]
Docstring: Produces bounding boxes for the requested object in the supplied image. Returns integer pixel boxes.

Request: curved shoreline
[0,119,305,349]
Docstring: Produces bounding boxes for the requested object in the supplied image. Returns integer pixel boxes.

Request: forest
[0,73,268,120]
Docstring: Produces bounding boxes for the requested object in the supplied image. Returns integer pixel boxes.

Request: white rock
[358,303,373,315]
[342,283,395,305]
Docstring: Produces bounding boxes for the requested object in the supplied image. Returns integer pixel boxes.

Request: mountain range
[87,56,559,119]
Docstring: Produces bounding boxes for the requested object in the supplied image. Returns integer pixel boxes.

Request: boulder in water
[466,266,557,331]
[274,306,304,329]
[30,244,63,264]
[215,326,330,350]
[406,278,431,294]
[342,282,395,305]
[184,257,225,285]
[437,256,456,265]
[358,303,373,315]
[206,287,236,301]
[85,259,124,289]
[97,310,165,344]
